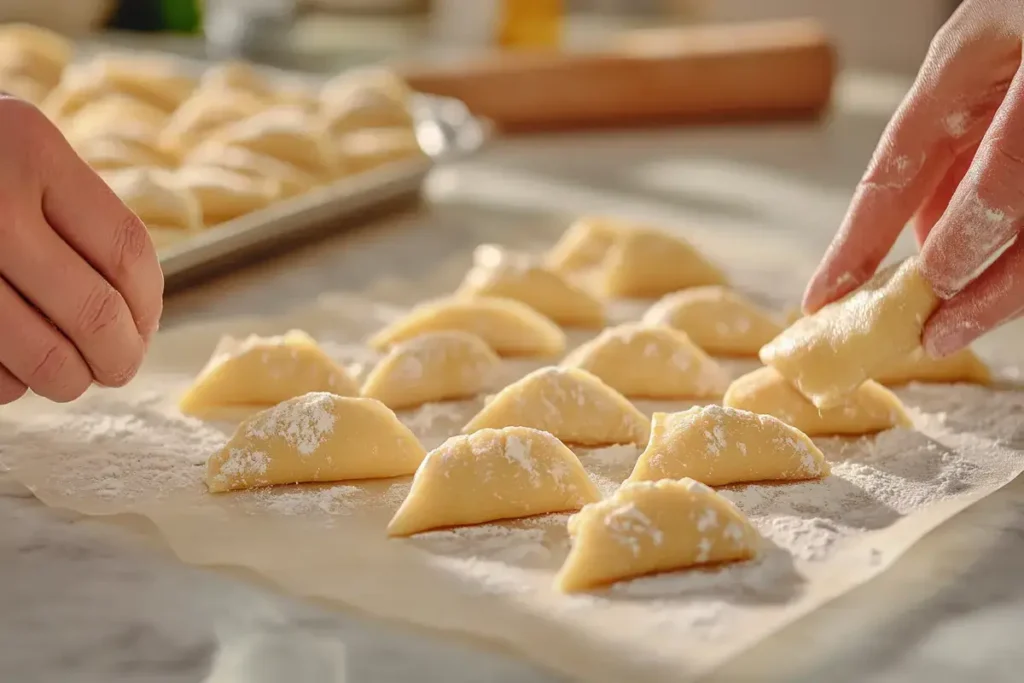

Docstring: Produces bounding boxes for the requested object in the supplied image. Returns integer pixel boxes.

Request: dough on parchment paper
[206,105,335,178]
[102,167,203,247]
[555,478,761,593]
[456,244,605,329]
[179,330,359,419]
[174,165,282,225]
[361,331,501,410]
[207,393,425,493]
[463,366,650,447]
[368,296,566,358]
[601,226,727,298]
[159,87,267,155]
[760,257,940,410]
[642,286,784,357]
[0,23,72,88]
[185,143,319,199]
[627,405,829,487]
[875,347,992,387]
[545,215,626,274]
[560,323,728,400]
[387,426,600,537]
[723,366,912,437]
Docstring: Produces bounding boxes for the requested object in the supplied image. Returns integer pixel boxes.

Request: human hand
[802,0,1024,356]
[0,96,163,404]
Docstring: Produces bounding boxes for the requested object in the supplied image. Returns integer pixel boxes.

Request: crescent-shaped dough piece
[875,347,992,386]
[369,296,566,358]
[0,72,49,105]
[159,88,267,154]
[63,94,169,143]
[546,215,625,274]
[199,61,275,100]
[0,23,72,87]
[602,227,727,298]
[321,87,414,136]
[185,143,319,198]
[332,128,424,176]
[457,245,605,328]
[560,324,729,399]
[361,331,500,410]
[174,165,281,225]
[207,393,425,493]
[75,135,178,171]
[555,478,761,592]
[207,106,335,178]
[723,366,912,437]
[642,286,784,357]
[761,258,939,409]
[627,405,829,486]
[180,330,359,418]
[103,167,203,236]
[387,426,600,537]
[463,366,650,446]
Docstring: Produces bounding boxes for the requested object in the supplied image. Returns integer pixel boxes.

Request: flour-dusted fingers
[914,144,978,246]
[0,210,145,388]
[0,364,27,405]
[0,277,92,402]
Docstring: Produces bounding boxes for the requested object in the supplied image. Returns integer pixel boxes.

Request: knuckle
[76,282,125,338]
[110,213,151,278]
[26,343,86,402]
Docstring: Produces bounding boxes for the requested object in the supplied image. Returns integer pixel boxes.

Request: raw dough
[760,258,939,409]
[875,347,992,387]
[723,366,912,437]
[320,67,412,135]
[199,61,275,101]
[368,296,566,358]
[332,128,424,176]
[457,244,605,328]
[159,88,267,154]
[75,135,177,171]
[185,144,318,198]
[63,94,168,143]
[545,215,624,274]
[463,366,650,446]
[0,72,49,105]
[560,323,728,399]
[207,393,425,493]
[207,106,335,178]
[642,286,783,357]
[387,426,600,537]
[601,226,727,298]
[179,330,359,419]
[0,23,72,87]
[555,478,761,592]
[627,405,829,486]
[174,165,281,225]
[102,167,203,236]
[361,331,501,410]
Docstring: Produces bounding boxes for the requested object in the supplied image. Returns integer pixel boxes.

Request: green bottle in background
[106,0,203,33]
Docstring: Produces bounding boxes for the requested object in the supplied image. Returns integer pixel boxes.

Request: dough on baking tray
[560,323,728,399]
[602,226,727,298]
[463,366,650,446]
[456,244,605,328]
[546,215,625,274]
[387,426,600,537]
[174,165,281,225]
[199,61,275,100]
[627,405,828,486]
[75,135,177,171]
[207,393,426,493]
[555,478,761,592]
[875,347,992,387]
[207,105,335,178]
[159,88,267,154]
[0,72,49,105]
[642,286,783,357]
[723,366,912,437]
[179,330,360,418]
[369,296,566,358]
[760,257,939,410]
[0,23,72,87]
[332,128,424,176]
[185,144,319,198]
[63,94,169,143]
[320,66,411,131]
[361,331,501,410]
[103,167,203,242]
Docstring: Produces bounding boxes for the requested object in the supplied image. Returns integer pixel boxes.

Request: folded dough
[361,331,500,410]
[199,61,275,101]
[555,478,761,592]
[159,88,267,154]
[0,23,72,87]
[174,165,281,225]
[723,366,912,437]
[642,286,784,357]
[320,67,412,133]
[207,105,335,178]
[875,347,992,387]
[63,94,169,143]
[332,127,424,176]
[546,215,625,274]
[601,226,727,298]
[628,405,829,486]
[102,167,203,236]
[560,323,729,399]
[0,72,49,105]
[207,393,426,493]
[185,143,319,198]
[369,296,566,358]
[74,134,177,172]
[463,366,650,446]
[387,426,600,537]
[456,244,605,328]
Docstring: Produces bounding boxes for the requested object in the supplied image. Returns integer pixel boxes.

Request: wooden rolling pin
[397,18,837,133]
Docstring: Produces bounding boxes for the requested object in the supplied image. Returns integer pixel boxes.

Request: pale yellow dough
[75,135,177,172]
[0,23,72,87]
[102,168,203,237]
[560,323,728,399]
[207,106,334,178]
[457,245,605,328]
[760,258,939,409]
[185,144,318,199]
[0,72,49,105]
[63,95,168,143]
[174,165,281,225]
[179,330,359,419]
[199,61,275,101]
[602,227,727,298]
[387,426,600,537]
[723,366,912,437]
[361,331,501,410]
[207,393,425,493]
[332,128,424,176]
[320,67,413,135]
[545,215,625,274]
[159,88,267,154]
[875,347,992,387]
[555,478,761,592]
[642,286,784,357]
[463,367,650,446]
[628,405,829,487]
[369,296,566,358]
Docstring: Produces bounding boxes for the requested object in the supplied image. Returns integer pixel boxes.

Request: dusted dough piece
[75,135,178,171]
[207,393,425,493]
[723,366,912,437]
[628,405,828,486]
[333,128,424,176]
[0,23,72,87]
[875,347,991,387]
[761,258,939,409]
[463,366,650,446]
[642,286,784,357]
[555,478,761,592]
[361,331,501,410]
[546,215,625,274]
[185,144,318,198]
[174,165,281,225]
[320,66,412,133]
[0,72,49,105]
[159,88,267,154]
[369,296,565,358]
[602,227,727,298]
[208,106,334,177]
[387,426,600,537]
[180,330,359,418]
[199,61,274,100]
[457,244,604,328]
[560,324,728,399]
[103,167,203,239]
[64,95,169,143]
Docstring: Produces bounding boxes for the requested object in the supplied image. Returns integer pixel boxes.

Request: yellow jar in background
[498,0,563,49]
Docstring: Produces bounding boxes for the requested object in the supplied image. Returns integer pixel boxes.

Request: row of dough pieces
[0,23,424,247]
[175,216,992,592]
